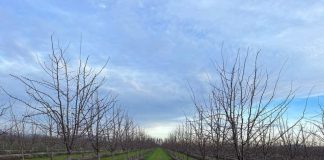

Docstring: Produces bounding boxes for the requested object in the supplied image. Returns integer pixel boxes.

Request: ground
[145,148,172,160]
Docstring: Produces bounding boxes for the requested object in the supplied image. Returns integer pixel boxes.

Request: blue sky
[1,0,324,138]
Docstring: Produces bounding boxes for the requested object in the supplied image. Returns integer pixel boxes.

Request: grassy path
[102,150,149,160]
[145,148,172,160]
[169,151,197,160]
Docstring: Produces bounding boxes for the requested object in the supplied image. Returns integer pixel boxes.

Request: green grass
[145,148,172,160]
[172,151,196,160]
[28,150,147,160]
[102,150,148,160]
[143,149,154,159]
[28,152,91,160]
[26,148,172,160]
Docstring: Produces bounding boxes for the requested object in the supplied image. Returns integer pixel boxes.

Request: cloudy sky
[1,0,324,138]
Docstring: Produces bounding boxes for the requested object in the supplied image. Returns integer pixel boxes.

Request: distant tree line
[163,50,324,160]
[0,37,157,160]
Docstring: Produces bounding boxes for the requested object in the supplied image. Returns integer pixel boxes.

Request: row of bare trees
[0,38,157,160]
[164,51,324,160]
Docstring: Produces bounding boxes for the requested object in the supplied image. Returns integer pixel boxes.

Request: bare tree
[209,50,295,160]
[120,113,135,159]
[163,49,312,160]
[314,99,324,143]
[105,105,124,160]
[84,92,115,160]
[9,103,27,160]
[5,36,109,159]
[0,103,7,136]
[191,106,207,160]
[45,114,56,160]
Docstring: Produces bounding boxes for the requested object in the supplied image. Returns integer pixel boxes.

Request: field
[168,151,196,160]
[145,148,171,160]
[21,148,173,160]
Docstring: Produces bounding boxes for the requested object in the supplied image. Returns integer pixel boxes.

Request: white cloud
[107,65,187,99]
[143,120,179,139]
[0,55,40,75]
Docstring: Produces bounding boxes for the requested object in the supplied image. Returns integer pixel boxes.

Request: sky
[1,0,324,138]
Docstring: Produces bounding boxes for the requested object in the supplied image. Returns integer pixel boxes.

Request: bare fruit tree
[6,36,109,159]
[84,92,116,160]
[8,103,27,160]
[209,50,295,160]
[164,49,309,160]
[85,93,116,160]
[105,105,124,159]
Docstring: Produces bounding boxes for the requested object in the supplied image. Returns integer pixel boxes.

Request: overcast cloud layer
[1,0,324,138]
